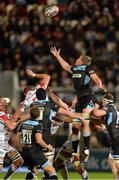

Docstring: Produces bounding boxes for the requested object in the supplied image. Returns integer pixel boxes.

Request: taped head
[102,93,114,106]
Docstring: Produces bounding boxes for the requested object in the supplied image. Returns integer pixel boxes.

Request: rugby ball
[45,5,59,17]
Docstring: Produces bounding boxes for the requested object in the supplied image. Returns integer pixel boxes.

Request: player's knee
[49,166,56,174]
[73,160,80,168]
[16,156,24,167]
[11,152,23,167]
[82,119,90,127]
[44,164,56,174]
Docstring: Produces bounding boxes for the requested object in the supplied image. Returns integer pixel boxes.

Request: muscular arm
[90,73,106,91]
[35,133,49,149]
[48,90,68,110]
[50,46,71,72]
[26,69,50,89]
[58,107,83,122]
[92,108,106,117]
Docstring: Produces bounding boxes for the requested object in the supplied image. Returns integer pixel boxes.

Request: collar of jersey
[75,64,86,67]
[35,99,49,103]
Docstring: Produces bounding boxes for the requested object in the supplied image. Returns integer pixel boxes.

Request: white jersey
[20,82,47,112]
[0,111,11,150]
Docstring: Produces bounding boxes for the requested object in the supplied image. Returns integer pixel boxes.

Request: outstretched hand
[50,46,61,58]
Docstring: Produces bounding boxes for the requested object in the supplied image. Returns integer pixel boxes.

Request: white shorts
[44,149,55,164]
[108,153,119,163]
[0,145,16,164]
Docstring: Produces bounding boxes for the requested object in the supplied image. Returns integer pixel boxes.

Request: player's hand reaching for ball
[47,144,53,152]
[50,46,61,58]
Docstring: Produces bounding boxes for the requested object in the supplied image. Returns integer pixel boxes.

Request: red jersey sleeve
[0,112,9,122]
[36,81,46,89]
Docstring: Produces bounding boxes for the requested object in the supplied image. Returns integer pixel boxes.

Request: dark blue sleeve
[49,99,60,112]
[34,124,43,134]
[86,65,95,76]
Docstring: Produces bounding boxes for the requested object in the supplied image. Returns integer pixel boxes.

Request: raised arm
[26,69,50,89]
[50,46,71,72]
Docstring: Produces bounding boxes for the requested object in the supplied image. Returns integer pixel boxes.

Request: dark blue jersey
[30,99,60,147]
[103,103,119,128]
[103,103,119,155]
[19,119,41,145]
[70,65,95,97]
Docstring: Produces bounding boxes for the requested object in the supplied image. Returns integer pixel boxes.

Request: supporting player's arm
[35,133,53,151]
[58,108,83,123]
[50,46,71,72]
[92,108,106,118]
[26,69,50,89]
[47,89,68,110]
[90,73,106,92]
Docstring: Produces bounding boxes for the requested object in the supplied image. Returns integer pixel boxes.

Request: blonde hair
[80,49,92,65]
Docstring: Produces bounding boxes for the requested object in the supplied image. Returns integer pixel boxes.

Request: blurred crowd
[0,0,119,92]
[1,0,118,150]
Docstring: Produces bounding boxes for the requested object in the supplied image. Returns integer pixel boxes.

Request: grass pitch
[0,172,113,179]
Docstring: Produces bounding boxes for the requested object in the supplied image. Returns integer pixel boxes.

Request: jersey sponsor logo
[72,74,82,78]
[73,65,86,71]
[84,75,90,85]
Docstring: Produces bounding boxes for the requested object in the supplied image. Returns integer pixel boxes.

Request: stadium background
[0,0,119,179]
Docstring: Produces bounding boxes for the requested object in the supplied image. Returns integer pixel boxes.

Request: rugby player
[92,93,119,179]
[55,121,88,180]
[20,69,50,112]
[54,96,88,180]
[50,46,106,160]
[0,97,24,180]
[18,88,84,180]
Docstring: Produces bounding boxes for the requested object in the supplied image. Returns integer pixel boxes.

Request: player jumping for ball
[50,46,106,161]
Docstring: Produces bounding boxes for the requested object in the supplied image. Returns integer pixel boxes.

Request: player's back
[104,104,119,145]
[31,99,59,144]
[104,104,119,128]
[20,119,39,145]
